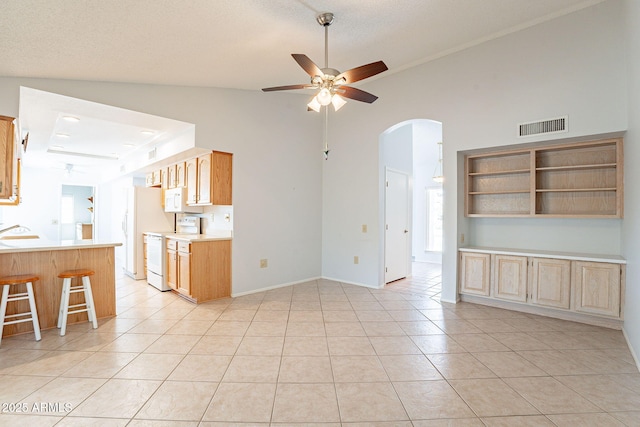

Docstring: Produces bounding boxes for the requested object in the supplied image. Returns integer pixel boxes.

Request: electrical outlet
[354,256,359,264]
[362,224,367,233]
[260,259,268,268]
[224,213,231,222]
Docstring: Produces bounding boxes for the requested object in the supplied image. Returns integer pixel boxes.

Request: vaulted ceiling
[0,0,605,182]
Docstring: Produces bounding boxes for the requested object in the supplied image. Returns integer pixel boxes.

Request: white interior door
[385,169,410,283]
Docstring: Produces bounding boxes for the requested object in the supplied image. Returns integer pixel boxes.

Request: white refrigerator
[122,186,174,279]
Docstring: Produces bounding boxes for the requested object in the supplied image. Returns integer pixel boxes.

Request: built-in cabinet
[459,248,625,327]
[0,115,17,201]
[146,150,232,206]
[465,138,623,218]
[166,237,231,303]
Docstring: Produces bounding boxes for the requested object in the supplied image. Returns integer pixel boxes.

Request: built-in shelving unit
[465,138,623,218]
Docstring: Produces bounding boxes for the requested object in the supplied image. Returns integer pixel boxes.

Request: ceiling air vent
[518,116,567,137]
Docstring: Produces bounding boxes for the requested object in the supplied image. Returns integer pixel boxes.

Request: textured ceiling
[1,0,606,182]
[0,0,604,90]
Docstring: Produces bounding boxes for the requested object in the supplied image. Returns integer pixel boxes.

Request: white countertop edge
[146,232,233,242]
[0,240,123,253]
[459,246,626,264]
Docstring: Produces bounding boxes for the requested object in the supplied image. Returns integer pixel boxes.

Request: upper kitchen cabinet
[465,138,623,218]
[186,151,232,206]
[0,115,17,200]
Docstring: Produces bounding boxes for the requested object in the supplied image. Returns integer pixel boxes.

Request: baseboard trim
[622,327,640,372]
[231,276,322,297]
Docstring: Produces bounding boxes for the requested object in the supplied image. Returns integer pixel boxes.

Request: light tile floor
[0,262,639,426]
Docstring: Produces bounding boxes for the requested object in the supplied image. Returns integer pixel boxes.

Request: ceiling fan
[262,12,388,112]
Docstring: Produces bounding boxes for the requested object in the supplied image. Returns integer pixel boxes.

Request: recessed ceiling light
[55,133,70,138]
[140,130,154,136]
[62,116,80,122]
[51,145,65,150]
[123,143,135,148]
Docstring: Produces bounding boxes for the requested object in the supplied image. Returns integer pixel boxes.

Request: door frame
[384,167,412,284]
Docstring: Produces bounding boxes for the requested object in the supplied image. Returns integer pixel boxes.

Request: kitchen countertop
[0,239,122,253]
[146,231,233,242]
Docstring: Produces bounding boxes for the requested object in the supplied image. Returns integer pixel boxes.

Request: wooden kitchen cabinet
[177,243,191,296]
[459,247,625,328]
[186,151,233,206]
[166,239,178,290]
[465,138,623,218]
[0,115,16,199]
[459,252,491,296]
[166,237,231,302]
[530,257,571,309]
[573,261,621,318]
[492,254,527,302]
[175,161,186,188]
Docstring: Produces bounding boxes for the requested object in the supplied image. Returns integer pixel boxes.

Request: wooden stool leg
[0,285,9,346]
[25,282,41,341]
[82,276,98,329]
[59,278,72,336]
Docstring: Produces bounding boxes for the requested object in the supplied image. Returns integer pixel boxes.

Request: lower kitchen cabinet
[459,247,625,327]
[492,254,527,303]
[573,261,621,318]
[530,257,571,309]
[166,238,231,303]
[459,252,491,296]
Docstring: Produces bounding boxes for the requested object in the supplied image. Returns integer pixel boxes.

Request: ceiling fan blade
[336,61,388,84]
[336,86,379,103]
[292,54,323,77]
[262,84,313,92]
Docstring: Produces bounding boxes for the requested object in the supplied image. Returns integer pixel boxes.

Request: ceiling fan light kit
[262,12,388,157]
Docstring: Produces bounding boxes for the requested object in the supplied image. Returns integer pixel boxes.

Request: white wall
[622,0,640,364]
[412,120,443,263]
[322,1,627,304]
[0,78,323,295]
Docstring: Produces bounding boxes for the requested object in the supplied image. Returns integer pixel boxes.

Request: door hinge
[385,267,388,272]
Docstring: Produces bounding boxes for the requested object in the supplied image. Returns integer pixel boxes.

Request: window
[426,188,443,252]
[61,195,74,224]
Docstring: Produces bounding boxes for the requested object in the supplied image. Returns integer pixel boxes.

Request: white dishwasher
[146,233,170,291]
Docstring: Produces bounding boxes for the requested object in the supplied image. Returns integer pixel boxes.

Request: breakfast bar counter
[0,239,122,337]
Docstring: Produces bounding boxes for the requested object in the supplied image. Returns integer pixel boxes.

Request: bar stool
[0,274,41,346]
[57,269,98,336]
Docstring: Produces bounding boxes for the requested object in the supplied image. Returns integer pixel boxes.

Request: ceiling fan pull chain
[323,107,330,160]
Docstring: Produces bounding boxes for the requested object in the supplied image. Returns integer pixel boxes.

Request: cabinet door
[212,151,233,205]
[166,249,177,290]
[186,158,198,204]
[152,170,162,186]
[459,252,491,296]
[573,261,621,318]
[175,162,186,188]
[145,172,154,187]
[178,251,191,296]
[492,255,527,302]
[0,116,14,199]
[167,165,176,189]
[197,153,212,204]
[531,258,571,309]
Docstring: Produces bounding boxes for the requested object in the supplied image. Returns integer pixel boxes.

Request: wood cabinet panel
[177,250,191,296]
[492,255,527,302]
[459,252,490,296]
[573,261,621,317]
[166,248,177,290]
[530,257,571,309]
[465,138,623,218]
[0,116,15,199]
[197,153,212,205]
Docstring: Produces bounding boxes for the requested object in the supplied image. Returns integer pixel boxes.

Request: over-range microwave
[164,187,203,213]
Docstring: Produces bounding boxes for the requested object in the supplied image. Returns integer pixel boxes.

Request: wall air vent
[148,147,157,160]
[518,115,568,137]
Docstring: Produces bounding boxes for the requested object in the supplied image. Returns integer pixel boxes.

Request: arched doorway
[379,119,443,286]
